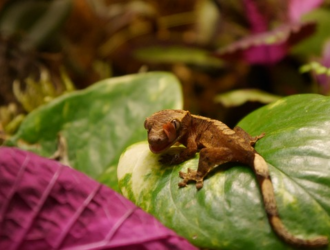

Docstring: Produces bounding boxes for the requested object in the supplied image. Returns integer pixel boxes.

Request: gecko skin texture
[144,109,328,248]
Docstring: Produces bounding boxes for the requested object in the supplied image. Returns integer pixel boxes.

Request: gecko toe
[179,168,198,179]
[179,171,186,179]
[196,181,203,190]
[178,168,204,189]
[178,181,187,188]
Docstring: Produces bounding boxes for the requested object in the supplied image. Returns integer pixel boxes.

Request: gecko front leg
[179,147,234,189]
[160,135,198,165]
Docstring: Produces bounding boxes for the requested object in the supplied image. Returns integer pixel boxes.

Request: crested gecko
[144,109,328,248]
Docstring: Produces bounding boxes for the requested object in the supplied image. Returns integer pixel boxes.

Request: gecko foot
[250,132,265,146]
[178,168,204,189]
[255,132,265,140]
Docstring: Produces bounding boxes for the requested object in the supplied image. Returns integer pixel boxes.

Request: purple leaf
[315,40,330,93]
[243,0,268,33]
[0,147,197,250]
[320,40,330,68]
[215,0,322,64]
[243,43,287,65]
[215,22,315,64]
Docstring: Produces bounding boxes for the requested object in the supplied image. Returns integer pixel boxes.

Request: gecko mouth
[149,142,172,154]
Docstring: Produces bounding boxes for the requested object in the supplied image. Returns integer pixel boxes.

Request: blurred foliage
[134,46,224,68]
[0,67,75,138]
[13,67,75,112]
[215,89,281,107]
[291,8,330,56]
[0,103,24,143]
[300,61,330,75]
[1,0,330,136]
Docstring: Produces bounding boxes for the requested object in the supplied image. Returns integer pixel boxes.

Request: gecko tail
[253,153,329,248]
[270,216,328,248]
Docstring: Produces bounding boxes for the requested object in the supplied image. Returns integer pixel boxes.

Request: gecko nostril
[148,135,165,145]
[148,135,158,143]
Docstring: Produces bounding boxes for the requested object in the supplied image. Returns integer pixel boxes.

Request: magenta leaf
[0,147,197,250]
[319,40,330,68]
[215,0,322,64]
[243,0,268,33]
[215,22,315,64]
[243,43,287,65]
[313,40,330,93]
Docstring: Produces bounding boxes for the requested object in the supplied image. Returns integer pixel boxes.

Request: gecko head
[144,109,191,154]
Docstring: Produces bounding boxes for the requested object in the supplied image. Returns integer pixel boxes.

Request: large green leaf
[6,72,183,191]
[117,94,330,249]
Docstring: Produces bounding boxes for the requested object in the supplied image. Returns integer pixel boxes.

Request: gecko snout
[148,135,165,145]
[147,133,170,154]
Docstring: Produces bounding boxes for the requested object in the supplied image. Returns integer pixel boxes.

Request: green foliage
[214,89,281,107]
[13,68,75,112]
[134,46,224,68]
[0,103,25,136]
[118,94,330,249]
[300,61,330,76]
[6,72,183,191]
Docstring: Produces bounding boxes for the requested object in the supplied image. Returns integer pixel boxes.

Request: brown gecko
[144,109,328,248]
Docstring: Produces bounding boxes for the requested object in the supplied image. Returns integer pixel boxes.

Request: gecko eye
[171,119,180,130]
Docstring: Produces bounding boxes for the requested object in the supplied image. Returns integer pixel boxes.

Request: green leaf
[300,61,330,75]
[6,72,183,191]
[214,89,281,107]
[134,46,224,68]
[118,94,330,249]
